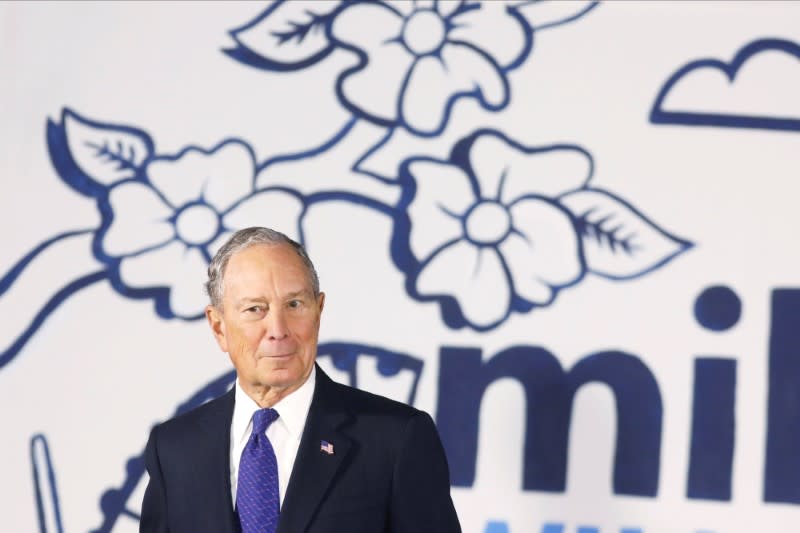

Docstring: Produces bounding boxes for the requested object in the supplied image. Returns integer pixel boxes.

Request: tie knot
[251,408,279,435]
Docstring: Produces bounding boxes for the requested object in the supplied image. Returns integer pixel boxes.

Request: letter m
[436,346,662,496]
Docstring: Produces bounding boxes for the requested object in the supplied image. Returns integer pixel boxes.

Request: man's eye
[245,306,264,313]
[288,299,302,308]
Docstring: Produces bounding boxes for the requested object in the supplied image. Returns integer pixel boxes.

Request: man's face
[206,243,324,400]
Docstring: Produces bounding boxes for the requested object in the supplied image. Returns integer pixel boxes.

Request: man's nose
[266,309,289,340]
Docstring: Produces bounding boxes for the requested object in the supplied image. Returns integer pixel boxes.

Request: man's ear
[317,292,325,314]
[205,305,228,352]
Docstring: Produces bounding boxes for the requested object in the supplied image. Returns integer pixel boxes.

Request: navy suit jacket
[140,365,461,532]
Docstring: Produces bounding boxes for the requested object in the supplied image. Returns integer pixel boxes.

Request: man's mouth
[259,352,293,359]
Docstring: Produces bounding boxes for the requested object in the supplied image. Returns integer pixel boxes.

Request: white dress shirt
[230,366,316,509]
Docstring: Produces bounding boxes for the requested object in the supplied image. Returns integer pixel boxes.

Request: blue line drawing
[257,117,358,174]
[0,228,104,368]
[31,434,65,533]
[51,109,308,316]
[650,38,800,131]
[0,229,94,298]
[225,0,599,137]
[389,129,692,330]
[3,3,711,530]
[351,126,399,184]
[223,0,342,72]
[0,0,691,375]
[1,270,109,370]
[561,188,693,281]
[46,109,155,197]
[0,108,317,370]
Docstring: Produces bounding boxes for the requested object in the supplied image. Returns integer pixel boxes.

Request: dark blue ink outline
[30,434,64,533]
[650,38,800,131]
[350,126,399,184]
[257,117,358,176]
[222,0,340,72]
[399,38,512,138]
[326,0,531,137]
[43,109,315,323]
[94,183,307,322]
[504,193,588,309]
[0,229,94,298]
[320,342,425,401]
[519,0,601,33]
[1,270,108,370]
[221,0,598,138]
[562,187,694,280]
[74,133,306,321]
[46,109,154,198]
[391,128,593,331]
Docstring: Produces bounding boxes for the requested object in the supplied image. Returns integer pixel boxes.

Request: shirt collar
[232,366,316,446]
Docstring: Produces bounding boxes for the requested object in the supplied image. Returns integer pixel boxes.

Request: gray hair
[206,227,320,308]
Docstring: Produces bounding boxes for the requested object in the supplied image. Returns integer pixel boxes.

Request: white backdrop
[2,1,800,532]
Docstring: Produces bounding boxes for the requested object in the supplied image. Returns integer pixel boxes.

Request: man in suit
[140,227,461,533]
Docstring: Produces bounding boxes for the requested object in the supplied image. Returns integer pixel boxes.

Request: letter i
[687,285,740,501]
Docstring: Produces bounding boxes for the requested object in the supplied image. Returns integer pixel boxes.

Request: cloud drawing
[650,38,800,131]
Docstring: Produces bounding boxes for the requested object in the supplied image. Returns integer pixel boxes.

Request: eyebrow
[234,290,312,306]
[234,297,266,308]
[284,290,313,299]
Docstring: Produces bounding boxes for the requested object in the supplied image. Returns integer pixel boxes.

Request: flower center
[464,201,512,246]
[403,9,446,56]
[175,204,219,245]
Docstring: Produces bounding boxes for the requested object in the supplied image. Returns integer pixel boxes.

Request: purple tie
[237,408,280,533]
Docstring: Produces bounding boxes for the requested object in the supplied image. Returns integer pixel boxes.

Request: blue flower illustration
[329,0,531,136]
[393,129,692,330]
[225,0,599,138]
[98,140,304,319]
[396,131,590,329]
[1,109,312,370]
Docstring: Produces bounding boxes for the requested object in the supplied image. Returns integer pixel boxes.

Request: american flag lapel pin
[320,440,334,455]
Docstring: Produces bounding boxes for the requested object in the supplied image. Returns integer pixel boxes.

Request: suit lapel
[195,387,241,533]
[277,367,353,533]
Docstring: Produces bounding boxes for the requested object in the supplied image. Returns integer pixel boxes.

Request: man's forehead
[225,243,302,273]
[229,241,294,261]
[223,243,312,289]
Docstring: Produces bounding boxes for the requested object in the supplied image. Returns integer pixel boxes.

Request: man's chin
[258,367,301,388]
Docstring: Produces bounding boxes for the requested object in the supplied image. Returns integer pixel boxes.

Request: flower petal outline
[502,197,585,304]
[103,181,174,257]
[393,128,598,330]
[117,242,208,319]
[328,1,527,136]
[400,42,508,135]
[404,158,475,260]
[416,239,511,329]
[222,187,305,240]
[448,1,529,68]
[82,128,309,320]
[330,2,403,50]
[146,140,255,212]
[459,130,594,202]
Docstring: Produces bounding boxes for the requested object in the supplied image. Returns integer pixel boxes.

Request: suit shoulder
[152,389,232,440]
